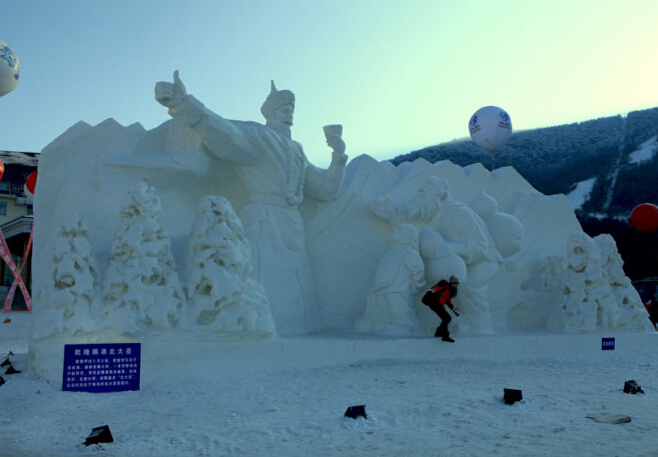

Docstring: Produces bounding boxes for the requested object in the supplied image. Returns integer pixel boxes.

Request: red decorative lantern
[0,157,4,182]
[630,203,658,233]
[25,170,37,196]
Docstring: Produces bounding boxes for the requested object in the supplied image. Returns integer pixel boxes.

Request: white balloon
[468,106,512,150]
[0,39,20,98]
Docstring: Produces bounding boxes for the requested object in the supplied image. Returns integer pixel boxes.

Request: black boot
[441,336,455,343]
[434,327,445,338]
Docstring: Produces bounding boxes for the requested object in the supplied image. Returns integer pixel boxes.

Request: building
[0,150,38,310]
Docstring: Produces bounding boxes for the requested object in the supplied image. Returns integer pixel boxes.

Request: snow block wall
[29,118,651,355]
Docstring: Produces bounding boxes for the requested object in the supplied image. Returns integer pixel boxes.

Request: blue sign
[63,343,141,393]
[602,337,615,351]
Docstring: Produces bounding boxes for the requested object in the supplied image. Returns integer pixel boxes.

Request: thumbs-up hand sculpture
[155,70,187,109]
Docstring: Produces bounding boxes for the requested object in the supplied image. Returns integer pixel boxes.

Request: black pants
[428,302,451,337]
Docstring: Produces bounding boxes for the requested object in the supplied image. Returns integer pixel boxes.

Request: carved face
[268,102,295,127]
[406,187,442,225]
[391,223,419,248]
[566,233,599,272]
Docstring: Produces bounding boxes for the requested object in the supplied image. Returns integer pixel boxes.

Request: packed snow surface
[3,312,658,456]
[628,135,658,165]
[566,177,596,211]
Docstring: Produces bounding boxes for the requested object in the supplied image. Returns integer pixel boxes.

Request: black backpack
[421,290,434,306]
[422,282,447,307]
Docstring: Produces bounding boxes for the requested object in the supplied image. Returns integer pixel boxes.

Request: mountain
[391,107,658,280]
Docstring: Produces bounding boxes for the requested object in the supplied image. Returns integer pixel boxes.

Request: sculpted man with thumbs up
[155,72,348,336]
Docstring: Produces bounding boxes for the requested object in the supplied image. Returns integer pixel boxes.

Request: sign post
[602,337,615,351]
[63,343,141,393]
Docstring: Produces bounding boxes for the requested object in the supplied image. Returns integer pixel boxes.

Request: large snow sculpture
[357,224,425,335]
[25,79,653,386]
[32,212,97,339]
[29,82,650,348]
[154,73,348,335]
[186,195,275,336]
[98,183,184,335]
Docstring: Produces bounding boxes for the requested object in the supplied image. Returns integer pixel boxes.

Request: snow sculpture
[470,188,524,259]
[517,233,652,333]
[28,82,650,351]
[370,176,503,333]
[154,73,348,335]
[357,224,425,335]
[98,183,184,335]
[594,234,650,330]
[25,80,653,386]
[186,195,275,335]
[32,212,97,339]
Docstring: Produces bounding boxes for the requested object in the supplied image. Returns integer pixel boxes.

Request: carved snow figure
[556,234,601,331]
[99,183,184,335]
[186,195,275,335]
[371,176,502,333]
[32,212,97,338]
[470,188,524,259]
[520,232,652,333]
[594,234,652,330]
[357,224,425,335]
[155,73,348,336]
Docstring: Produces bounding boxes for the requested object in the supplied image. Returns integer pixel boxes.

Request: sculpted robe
[169,95,346,335]
[362,245,425,334]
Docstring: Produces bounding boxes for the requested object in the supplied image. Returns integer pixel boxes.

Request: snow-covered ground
[568,135,658,212]
[567,177,596,211]
[2,311,658,456]
[629,136,658,165]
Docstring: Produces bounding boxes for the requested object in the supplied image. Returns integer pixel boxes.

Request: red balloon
[25,170,37,195]
[0,158,4,182]
[630,203,658,233]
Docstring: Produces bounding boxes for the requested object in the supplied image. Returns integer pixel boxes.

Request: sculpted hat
[261,80,295,119]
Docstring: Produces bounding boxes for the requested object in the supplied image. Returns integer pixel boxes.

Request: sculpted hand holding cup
[323,124,347,166]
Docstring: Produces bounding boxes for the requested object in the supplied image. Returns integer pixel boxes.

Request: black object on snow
[0,376,5,386]
[344,405,367,419]
[5,365,21,375]
[623,380,644,394]
[84,425,114,446]
[504,388,523,404]
[0,357,11,367]
[4,365,21,375]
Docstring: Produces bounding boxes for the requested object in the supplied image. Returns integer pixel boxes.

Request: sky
[1,0,658,167]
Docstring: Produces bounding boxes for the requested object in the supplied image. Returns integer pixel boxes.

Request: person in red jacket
[422,276,460,342]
